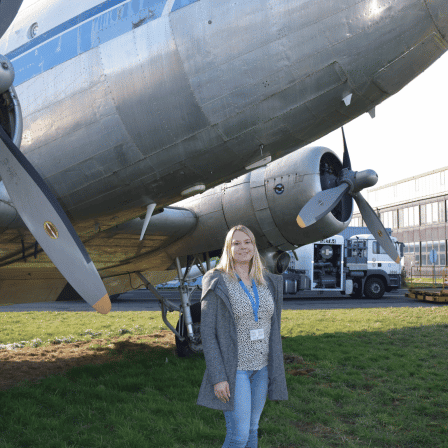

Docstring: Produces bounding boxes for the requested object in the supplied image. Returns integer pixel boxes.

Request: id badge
[250,328,264,341]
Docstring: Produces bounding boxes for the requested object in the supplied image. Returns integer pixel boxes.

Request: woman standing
[197,225,288,448]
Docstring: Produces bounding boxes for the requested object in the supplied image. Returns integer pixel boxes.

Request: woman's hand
[214,381,230,403]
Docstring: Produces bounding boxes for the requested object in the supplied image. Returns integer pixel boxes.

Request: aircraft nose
[425,0,448,39]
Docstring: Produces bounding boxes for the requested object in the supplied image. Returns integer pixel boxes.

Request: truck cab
[346,234,403,298]
[283,233,403,299]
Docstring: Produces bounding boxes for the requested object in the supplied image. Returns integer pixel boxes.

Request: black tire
[364,277,386,299]
[350,279,363,298]
[175,301,203,358]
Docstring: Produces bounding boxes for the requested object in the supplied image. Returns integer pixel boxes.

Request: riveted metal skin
[417,0,448,43]
[0,0,446,228]
[0,0,446,292]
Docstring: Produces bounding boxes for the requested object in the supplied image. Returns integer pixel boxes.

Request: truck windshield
[373,241,387,255]
[373,241,403,259]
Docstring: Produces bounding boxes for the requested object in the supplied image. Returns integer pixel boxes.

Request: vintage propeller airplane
[0,0,447,356]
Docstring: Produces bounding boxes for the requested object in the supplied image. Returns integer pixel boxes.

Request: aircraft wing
[87,207,198,295]
[0,205,198,302]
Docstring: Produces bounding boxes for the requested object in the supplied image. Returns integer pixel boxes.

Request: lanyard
[235,274,260,322]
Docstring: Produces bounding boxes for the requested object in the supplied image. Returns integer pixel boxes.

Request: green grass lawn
[1,307,448,448]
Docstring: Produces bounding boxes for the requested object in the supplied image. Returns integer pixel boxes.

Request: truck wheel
[364,277,385,299]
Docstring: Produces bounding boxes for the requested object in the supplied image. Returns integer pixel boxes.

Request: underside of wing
[0,206,197,304]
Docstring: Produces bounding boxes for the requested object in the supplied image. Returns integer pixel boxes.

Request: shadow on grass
[0,331,181,392]
[0,325,447,448]
[274,324,448,448]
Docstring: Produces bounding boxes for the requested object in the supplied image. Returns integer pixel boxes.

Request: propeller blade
[297,183,349,228]
[0,126,111,314]
[0,0,23,40]
[341,127,351,170]
[353,192,400,263]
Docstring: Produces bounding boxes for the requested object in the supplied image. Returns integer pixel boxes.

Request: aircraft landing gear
[175,301,202,358]
[138,254,211,358]
[174,254,211,357]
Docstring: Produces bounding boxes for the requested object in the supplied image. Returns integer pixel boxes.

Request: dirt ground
[0,330,178,392]
[0,332,310,392]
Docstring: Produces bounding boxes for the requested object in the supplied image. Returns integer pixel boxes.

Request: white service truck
[283,234,404,299]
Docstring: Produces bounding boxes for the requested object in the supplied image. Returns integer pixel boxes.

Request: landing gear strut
[136,253,211,357]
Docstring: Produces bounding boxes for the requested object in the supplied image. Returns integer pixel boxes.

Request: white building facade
[350,166,448,273]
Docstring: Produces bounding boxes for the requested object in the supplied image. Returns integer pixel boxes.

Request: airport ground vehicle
[283,234,404,299]
[167,233,403,357]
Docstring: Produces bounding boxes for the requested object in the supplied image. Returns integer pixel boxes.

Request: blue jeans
[222,365,269,448]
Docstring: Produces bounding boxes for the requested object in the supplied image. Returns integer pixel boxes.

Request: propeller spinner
[0,1,22,94]
[297,128,401,264]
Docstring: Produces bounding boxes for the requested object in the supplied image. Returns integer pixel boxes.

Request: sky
[311,52,448,189]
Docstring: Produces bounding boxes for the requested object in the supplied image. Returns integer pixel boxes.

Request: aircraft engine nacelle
[173,146,352,269]
[258,248,291,274]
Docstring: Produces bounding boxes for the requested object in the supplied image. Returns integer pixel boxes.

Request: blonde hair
[213,225,266,285]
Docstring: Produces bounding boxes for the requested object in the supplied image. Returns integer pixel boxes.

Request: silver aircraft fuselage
[1,0,447,233]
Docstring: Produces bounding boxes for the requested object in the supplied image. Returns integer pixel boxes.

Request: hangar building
[350,166,448,273]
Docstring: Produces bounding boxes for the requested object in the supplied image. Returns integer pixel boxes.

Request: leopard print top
[222,274,275,371]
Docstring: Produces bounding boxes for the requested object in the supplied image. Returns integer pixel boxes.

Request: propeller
[0,125,111,314]
[0,5,110,312]
[296,127,400,263]
[0,0,23,42]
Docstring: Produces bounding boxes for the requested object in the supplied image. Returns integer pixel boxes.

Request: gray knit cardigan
[196,269,289,411]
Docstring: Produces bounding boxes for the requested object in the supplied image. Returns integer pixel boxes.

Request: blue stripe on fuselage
[6,0,129,60]
[6,0,198,86]
[171,0,198,13]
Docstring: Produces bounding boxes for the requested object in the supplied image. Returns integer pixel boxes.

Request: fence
[407,265,448,289]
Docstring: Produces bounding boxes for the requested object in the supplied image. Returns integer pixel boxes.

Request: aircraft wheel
[175,301,203,358]
[364,277,385,299]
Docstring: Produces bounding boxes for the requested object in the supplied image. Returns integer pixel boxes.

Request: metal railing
[407,265,448,290]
